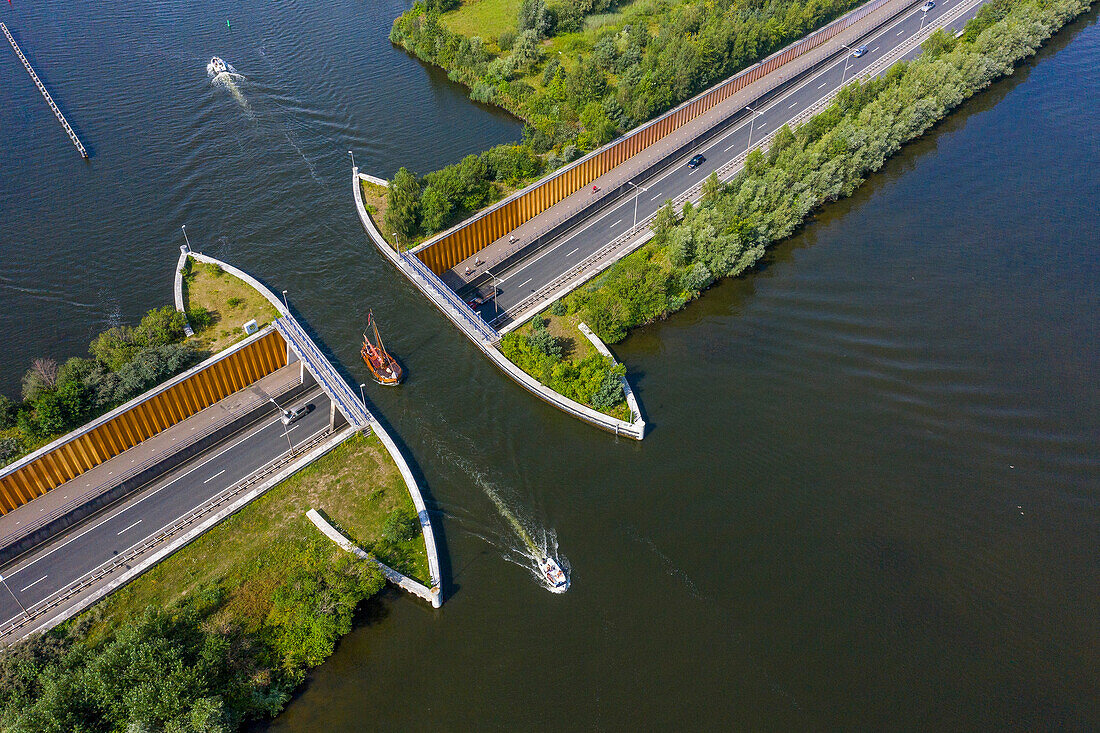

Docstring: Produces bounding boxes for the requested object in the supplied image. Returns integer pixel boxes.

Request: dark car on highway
[688,154,706,168]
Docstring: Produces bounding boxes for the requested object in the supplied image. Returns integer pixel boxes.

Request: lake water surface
[1,1,1096,728]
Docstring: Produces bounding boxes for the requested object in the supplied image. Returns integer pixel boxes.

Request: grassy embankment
[0,432,429,731]
[360,178,397,249]
[89,431,429,634]
[181,257,281,353]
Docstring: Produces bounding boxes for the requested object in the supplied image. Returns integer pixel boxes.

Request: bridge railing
[274,317,372,428]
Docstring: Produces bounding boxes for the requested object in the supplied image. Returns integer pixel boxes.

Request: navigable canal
[1,1,1096,728]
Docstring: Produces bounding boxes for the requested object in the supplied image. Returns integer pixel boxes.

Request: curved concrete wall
[354,171,645,439]
[191,250,443,603]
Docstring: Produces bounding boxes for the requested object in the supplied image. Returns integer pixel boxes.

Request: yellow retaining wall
[0,329,288,513]
[414,0,896,275]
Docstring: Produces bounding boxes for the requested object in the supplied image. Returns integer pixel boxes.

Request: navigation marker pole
[0,574,29,621]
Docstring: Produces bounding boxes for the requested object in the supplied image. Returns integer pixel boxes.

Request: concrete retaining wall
[578,323,645,427]
[0,378,313,566]
[354,170,645,439]
[174,247,195,337]
[307,509,438,607]
[191,249,443,603]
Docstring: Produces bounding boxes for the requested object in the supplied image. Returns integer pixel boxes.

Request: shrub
[551,299,567,316]
[186,305,215,331]
[0,436,20,464]
[227,296,244,308]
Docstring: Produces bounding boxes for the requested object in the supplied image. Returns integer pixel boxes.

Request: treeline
[563,0,1092,343]
[0,305,211,467]
[500,311,626,414]
[388,0,868,237]
[384,144,542,246]
[0,547,384,732]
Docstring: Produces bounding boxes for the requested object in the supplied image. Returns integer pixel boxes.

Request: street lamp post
[839,44,855,86]
[281,289,289,316]
[393,232,402,258]
[180,224,191,252]
[270,398,293,451]
[745,106,765,156]
[485,269,500,316]
[348,149,355,170]
[0,574,29,621]
[626,181,649,234]
[359,383,367,407]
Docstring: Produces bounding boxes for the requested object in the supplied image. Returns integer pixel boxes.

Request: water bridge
[1,22,88,158]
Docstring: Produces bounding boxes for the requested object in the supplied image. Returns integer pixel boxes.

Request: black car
[688,154,706,168]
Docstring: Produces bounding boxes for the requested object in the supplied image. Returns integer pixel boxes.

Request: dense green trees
[0,549,385,731]
[1,306,203,467]
[500,315,626,413]
[385,144,542,243]
[562,0,1091,343]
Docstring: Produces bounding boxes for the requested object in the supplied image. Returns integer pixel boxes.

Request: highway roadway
[0,388,330,629]
[462,0,985,325]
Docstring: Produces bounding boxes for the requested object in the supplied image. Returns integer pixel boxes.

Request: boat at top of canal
[361,311,403,386]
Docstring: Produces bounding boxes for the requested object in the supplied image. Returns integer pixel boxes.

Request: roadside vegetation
[181,257,280,354]
[500,309,630,420]
[0,306,204,469]
[558,0,1094,343]
[0,432,429,731]
[387,0,868,239]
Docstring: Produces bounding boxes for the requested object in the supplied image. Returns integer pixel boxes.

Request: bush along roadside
[562,0,1093,344]
[0,432,426,731]
[386,0,868,240]
[500,313,629,420]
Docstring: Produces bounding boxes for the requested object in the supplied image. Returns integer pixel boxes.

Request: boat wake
[426,436,570,593]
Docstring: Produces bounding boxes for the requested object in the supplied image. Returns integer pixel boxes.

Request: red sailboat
[361,311,403,386]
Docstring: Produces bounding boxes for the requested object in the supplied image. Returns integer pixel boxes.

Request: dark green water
[2,1,1097,728]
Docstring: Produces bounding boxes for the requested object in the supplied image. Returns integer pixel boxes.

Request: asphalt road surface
[0,388,330,628]
[464,0,983,324]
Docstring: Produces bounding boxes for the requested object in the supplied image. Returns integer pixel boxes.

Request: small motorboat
[539,556,569,593]
[361,310,403,386]
[209,56,230,75]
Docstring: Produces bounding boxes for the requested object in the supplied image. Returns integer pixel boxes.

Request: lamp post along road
[626,181,649,234]
[745,106,765,156]
[840,43,856,86]
[0,574,29,620]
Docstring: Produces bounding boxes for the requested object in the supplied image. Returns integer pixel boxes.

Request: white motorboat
[539,556,569,592]
[208,56,230,76]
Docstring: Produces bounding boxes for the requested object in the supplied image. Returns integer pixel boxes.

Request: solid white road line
[19,575,47,593]
[1,392,327,580]
[116,519,142,536]
[203,469,227,484]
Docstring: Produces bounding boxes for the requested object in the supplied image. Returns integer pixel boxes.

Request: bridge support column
[329,400,348,432]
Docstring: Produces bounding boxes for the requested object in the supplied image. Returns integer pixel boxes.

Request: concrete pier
[1,23,88,158]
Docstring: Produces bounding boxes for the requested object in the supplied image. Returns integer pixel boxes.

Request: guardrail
[0,374,302,553]
[274,317,372,428]
[499,0,972,330]
[0,428,335,642]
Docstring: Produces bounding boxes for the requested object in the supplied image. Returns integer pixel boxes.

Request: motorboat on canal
[361,310,403,386]
[209,56,230,75]
[540,556,569,592]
